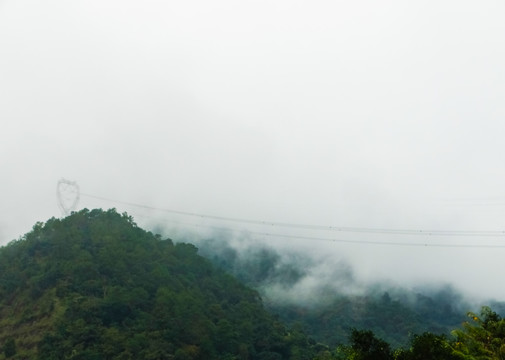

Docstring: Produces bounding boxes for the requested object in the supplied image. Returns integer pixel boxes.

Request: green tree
[395,332,461,360]
[337,329,393,360]
[452,306,505,360]
[3,338,16,358]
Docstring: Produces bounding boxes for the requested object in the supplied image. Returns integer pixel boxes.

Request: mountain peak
[0,209,325,359]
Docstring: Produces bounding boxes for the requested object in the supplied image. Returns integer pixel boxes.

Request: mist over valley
[2,0,505,357]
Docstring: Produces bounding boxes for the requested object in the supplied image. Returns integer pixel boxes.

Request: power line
[140,218,505,248]
[80,192,505,238]
[256,232,505,248]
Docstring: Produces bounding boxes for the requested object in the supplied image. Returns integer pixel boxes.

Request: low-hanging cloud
[1,0,505,303]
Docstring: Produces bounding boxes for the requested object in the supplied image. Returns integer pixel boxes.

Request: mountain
[268,290,466,349]
[0,209,329,359]
[194,237,473,348]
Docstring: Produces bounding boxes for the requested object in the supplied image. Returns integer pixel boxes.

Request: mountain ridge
[0,209,328,359]
[193,236,497,347]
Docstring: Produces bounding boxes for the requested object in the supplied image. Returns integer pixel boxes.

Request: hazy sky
[1,1,505,299]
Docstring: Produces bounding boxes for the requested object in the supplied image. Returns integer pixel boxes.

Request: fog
[1,1,505,300]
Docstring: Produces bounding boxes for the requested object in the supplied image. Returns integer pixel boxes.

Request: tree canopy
[0,209,327,359]
[0,208,503,360]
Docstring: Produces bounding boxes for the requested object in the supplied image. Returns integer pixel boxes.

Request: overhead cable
[80,192,505,237]
[138,218,505,248]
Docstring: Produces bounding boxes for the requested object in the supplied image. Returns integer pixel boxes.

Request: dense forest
[195,237,470,347]
[0,209,504,359]
[0,209,328,359]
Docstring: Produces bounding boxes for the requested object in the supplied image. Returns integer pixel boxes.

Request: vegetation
[196,237,467,347]
[0,209,327,359]
[451,306,505,359]
[334,307,505,359]
[1,208,504,359]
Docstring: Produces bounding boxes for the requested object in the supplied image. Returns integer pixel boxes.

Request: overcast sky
[1,0,505,300]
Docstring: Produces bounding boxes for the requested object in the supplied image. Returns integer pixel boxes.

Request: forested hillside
[195,237,471,347]
[2,209,505,360]
[0,209,328,359]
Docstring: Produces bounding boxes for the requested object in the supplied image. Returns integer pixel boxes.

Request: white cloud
[1,0,505,298]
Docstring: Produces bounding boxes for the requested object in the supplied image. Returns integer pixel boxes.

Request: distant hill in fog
[195,236,502,347]
[3,208,503,359]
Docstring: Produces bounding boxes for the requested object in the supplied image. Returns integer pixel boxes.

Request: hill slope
[195,237,469,347]
[0,209,326,359]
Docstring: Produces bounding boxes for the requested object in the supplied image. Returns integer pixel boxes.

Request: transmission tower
[57,178,80,216]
